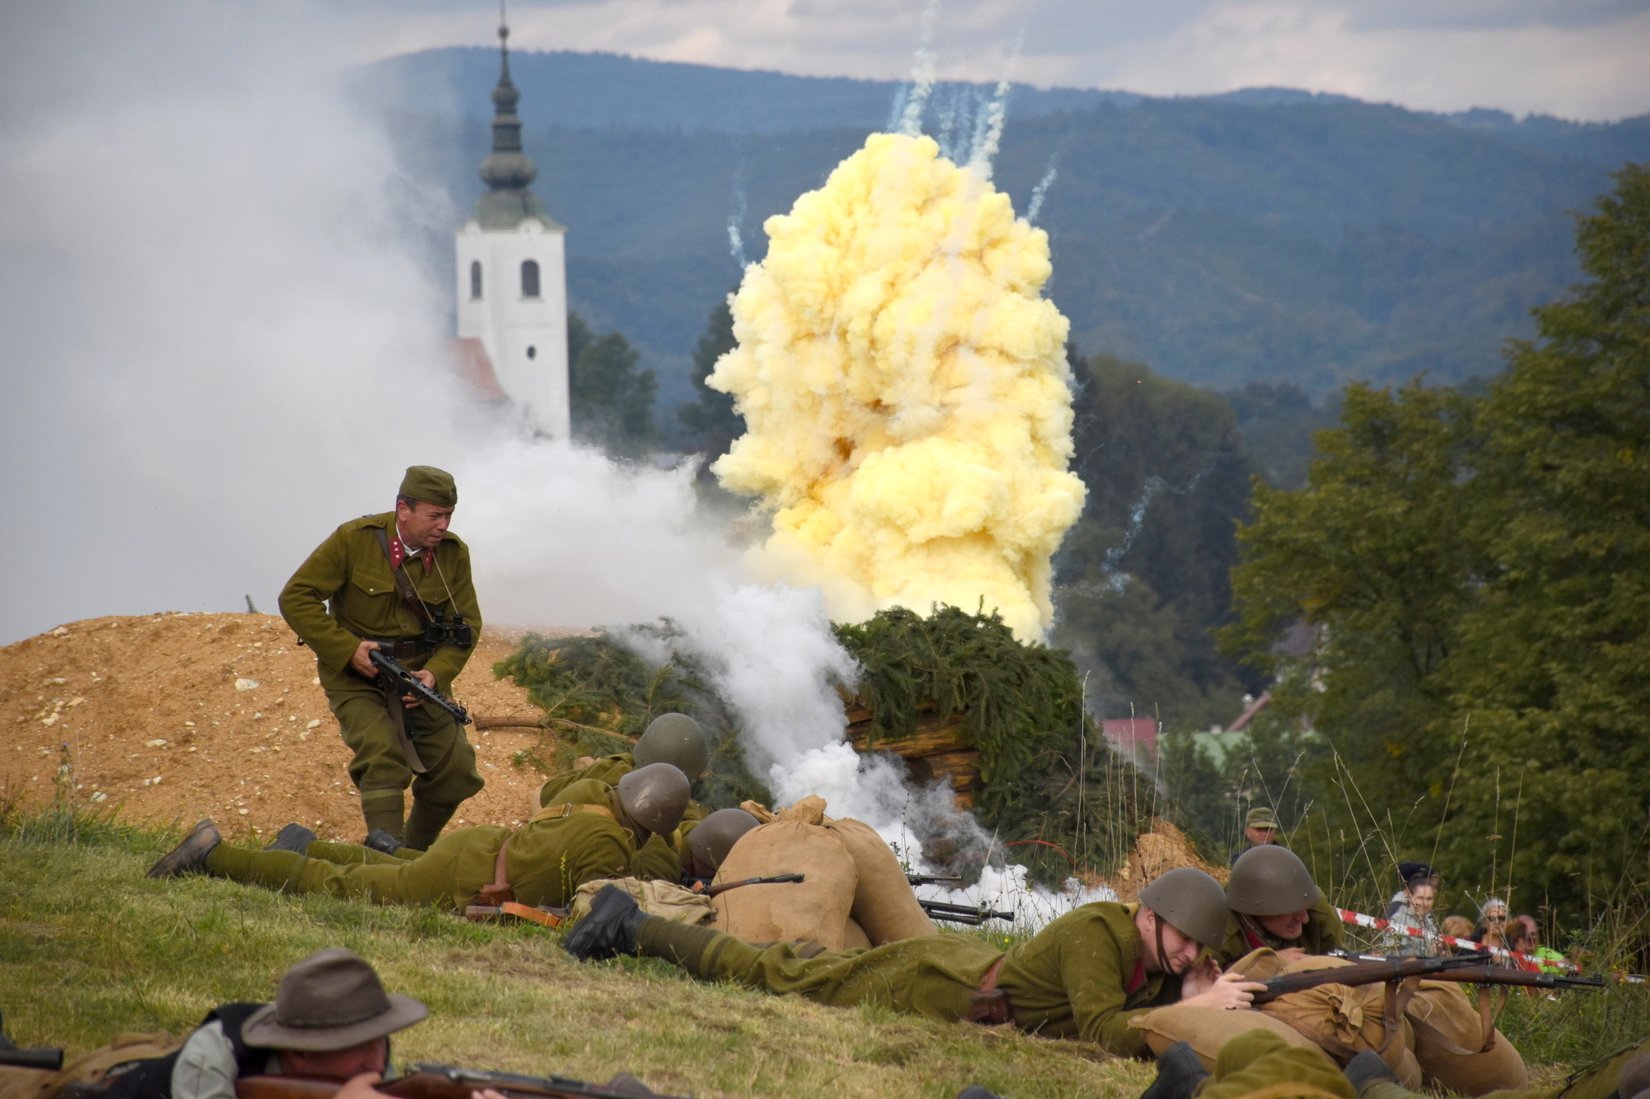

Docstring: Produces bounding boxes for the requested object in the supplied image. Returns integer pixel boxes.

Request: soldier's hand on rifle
[401,669,437,710]
[1180,968,1266,1012]
[352,641,382,678]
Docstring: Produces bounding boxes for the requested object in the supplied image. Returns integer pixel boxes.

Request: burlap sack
[823,818,936,945]
[569,878,714,925]
[1404,982,1527,1095]
[1244,955,1421,1087]
[713,819,858,949]
[1129,1004,1331,1070]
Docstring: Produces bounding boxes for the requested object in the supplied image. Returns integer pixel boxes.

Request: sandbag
[570,878,715,926]
[1129,1004,1330,1071]
[1405,982,1528,1095]
[713,819,857,949]
[824,818,936,944]
[1248,955,1421,1088]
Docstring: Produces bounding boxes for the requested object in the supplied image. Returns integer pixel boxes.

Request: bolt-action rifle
[238,1064,687,1099]
[369,649,471,726]
[905,873,963,887]
[1250,951,1605,1006]
[918,899,1015,926]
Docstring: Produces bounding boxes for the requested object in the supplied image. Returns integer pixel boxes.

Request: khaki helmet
[1139,867,1229,948]
[1228,846,1322,916]
[687,808,760,875]
[634,713,710,777]
[616,762,691,836]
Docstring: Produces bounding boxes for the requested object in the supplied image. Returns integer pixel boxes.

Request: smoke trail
[1026,135,1071,224]
[964,28,1022,180]
[1101,467,1214,590]
[726,150,750,268]
[894,0,943,136]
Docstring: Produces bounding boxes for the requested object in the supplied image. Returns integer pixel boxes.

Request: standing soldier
[280,465,483,851]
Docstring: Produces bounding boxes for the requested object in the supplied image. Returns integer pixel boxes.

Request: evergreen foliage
[493,623,770,811]
[676,295,741,462]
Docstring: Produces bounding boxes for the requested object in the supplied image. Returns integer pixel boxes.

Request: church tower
[454,16,569,438]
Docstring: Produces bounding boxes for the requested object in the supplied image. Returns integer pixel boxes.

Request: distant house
[1101,716,1158,761]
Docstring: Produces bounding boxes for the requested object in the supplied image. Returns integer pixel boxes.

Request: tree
[678,296,743,462]
[568,311,658,457]
[1442,164,1650,923]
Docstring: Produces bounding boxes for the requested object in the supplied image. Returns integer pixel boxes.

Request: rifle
[906,873,963,887]
[683,873,805,896]
[369,649,471,726]
[1250,951,1604,1006]
[918,899,1015,926]
[0,1046,64,1071]
[238,1063,687,1099]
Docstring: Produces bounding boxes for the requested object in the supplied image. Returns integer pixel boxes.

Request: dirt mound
[0,612,559,841]
[1106,819,1225,902]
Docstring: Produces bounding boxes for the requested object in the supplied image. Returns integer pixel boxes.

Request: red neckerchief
[1124,956,1147,994]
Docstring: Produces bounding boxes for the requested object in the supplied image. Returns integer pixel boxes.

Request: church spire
[474,3,558,229]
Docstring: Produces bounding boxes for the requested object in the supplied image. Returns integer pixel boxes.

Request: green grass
[5,805,1644,1098]
[0,811,1148,1099]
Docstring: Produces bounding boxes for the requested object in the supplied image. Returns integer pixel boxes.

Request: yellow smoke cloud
[711,132,1086,641]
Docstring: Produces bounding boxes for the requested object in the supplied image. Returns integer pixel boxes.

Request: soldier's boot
[1344,1052,1408,1099]
[147,819,222,878]
[1141,1042,1210,1099]
[565,885,650,960]
[363,829,405,856]
[264,823,316,855]
[403,800,459,852]
[360,787,405,847]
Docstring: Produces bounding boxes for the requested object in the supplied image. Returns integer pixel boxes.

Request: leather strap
[532,802,616,823]
[474,837,513,905]
[374,527,434,628]
[966,956,1011,1025]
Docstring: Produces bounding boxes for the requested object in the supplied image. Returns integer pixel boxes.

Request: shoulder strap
[532,803,616,823]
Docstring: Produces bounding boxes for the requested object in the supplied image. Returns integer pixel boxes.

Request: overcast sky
[331,0,1650,122]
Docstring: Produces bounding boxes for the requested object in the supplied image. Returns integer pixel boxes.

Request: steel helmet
[615,762,691,837]
[687,808,760,875]
[633,713,710,778]
[1227,846,1322,916]
[1139,867,1229,949]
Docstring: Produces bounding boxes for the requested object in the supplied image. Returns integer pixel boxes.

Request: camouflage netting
[496,607,1152,885]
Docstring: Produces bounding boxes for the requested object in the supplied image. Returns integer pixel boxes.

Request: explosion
[710,132,1086,640]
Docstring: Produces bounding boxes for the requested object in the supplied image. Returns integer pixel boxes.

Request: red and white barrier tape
[1336,907,1575,973]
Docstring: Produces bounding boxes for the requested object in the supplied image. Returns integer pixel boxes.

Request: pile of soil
[0,612,560,842]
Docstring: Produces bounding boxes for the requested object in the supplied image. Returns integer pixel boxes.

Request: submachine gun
[369,649,471,726]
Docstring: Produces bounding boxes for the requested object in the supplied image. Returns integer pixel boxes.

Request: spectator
[1383,861,1437,918]
[1378,868,1442,956]
[1440,914,1474,944]
[1471,896,1509,943]
[1514,914,1567,973]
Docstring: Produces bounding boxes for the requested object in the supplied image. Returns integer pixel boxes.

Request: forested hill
[357,48,1649,401]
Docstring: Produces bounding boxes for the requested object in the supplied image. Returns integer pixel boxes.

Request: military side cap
[399,465,457,507]
[1246,806,1280,829]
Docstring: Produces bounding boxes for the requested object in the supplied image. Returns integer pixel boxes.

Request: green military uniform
[633,901,1181,1058]
[280,497,483,848]
[201,780,671,909]
[538,755,708,881]
[1191,1029,1357,1099]
[1220,896,1346,962]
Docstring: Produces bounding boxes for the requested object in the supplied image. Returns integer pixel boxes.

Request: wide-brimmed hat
[241,948,426,1051]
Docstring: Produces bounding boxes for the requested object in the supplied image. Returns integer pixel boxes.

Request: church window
[521,259,541,299]
[469,261,482,300]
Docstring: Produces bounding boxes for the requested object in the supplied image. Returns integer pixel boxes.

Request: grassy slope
[5,814,1643,1097]
[0,815,1148,1099]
